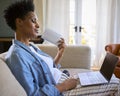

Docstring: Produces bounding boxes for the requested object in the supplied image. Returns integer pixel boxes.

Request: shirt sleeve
[53,63,61,69]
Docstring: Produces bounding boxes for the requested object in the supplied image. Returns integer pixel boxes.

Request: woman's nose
[36,22,39,28]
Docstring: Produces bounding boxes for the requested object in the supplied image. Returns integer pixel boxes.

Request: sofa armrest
[105,44,120,55]
[0,59,27,96]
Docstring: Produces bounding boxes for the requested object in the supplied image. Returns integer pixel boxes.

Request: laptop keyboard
[87,72,107,83]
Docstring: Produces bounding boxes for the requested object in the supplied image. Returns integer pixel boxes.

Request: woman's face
[18,12,40,39]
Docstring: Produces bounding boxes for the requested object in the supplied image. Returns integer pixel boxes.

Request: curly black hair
[4,0,34,31]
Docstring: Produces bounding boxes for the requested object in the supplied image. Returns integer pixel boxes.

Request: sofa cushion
[38,44,91,69]
[0,58,27,96]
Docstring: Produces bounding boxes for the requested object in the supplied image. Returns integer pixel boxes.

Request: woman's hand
[54,38,66,64]
[57,38,66,57]
[56,78,78,92]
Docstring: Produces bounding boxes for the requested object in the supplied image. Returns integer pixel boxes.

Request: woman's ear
[15,18,23,27]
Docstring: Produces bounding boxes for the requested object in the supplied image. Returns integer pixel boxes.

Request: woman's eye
[31,19,36,23]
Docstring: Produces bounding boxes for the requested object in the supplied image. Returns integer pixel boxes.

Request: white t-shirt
[29,46,62,83]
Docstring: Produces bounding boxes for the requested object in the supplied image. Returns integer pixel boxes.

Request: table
[61,68,119,96]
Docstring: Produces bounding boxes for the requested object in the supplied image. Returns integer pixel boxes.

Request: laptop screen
[100,52,119,81]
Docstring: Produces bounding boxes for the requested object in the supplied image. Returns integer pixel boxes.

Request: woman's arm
[56,78,78,92]
[54,38,66,65]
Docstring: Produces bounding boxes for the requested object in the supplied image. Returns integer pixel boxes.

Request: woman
[4,0,77,96]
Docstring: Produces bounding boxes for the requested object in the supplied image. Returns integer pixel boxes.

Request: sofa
[0,44,91,96]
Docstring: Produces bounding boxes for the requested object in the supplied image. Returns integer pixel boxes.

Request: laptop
[78,52,119,87]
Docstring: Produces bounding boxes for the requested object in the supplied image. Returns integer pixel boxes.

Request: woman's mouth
[35,30,39,33]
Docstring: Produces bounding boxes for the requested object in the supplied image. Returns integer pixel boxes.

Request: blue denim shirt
[5,40,63,96]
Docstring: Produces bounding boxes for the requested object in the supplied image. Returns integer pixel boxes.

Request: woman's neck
[15,32,30,46]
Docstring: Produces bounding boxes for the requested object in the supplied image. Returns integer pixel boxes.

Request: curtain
[115,0,120,42]
[45,0,70,43]
[34,0,43,34]
[93,0,119,68]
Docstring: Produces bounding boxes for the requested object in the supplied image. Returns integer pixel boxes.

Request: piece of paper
[42,29,63,45]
